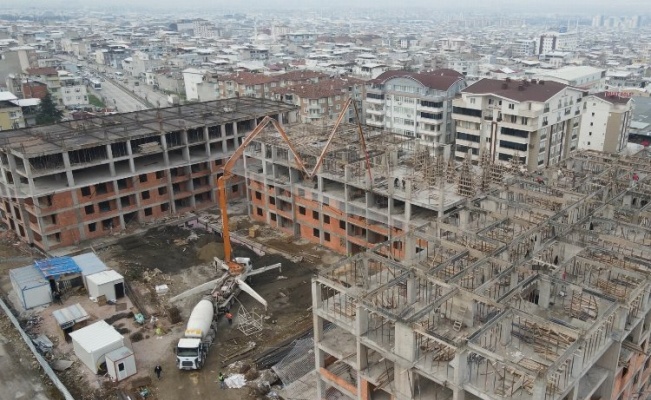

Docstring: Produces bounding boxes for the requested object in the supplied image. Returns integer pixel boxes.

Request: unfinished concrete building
[310,149,651,400]
[242,121,468,255]
[0,98,296,250]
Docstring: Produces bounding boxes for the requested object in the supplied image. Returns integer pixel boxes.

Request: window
[393,241,403,250]
[590,122,593,126]
[161,203,169,212]
[85,205,94,215]
[592,112,595,116]
[339,220,345,229]
[312,210,319,220]
[257,208,263,216]
[324,232,331,242]
[156,171,165,179]
[299,206,306,215]
[158,187,167,195]
[81,186,91,196]
[587,142,591,146]
[313,228,320,238]
[139,174,148,182]
[270,213,277,221]
[145,207,153,216]
[521,117,528,125]
[469,97,476,104]
[255,192,262,200]
[508,103,515,110]
[141,191,150,200]
[88,222,96,232]
[118,363,125,372]
[510,115,517,123]
[324,215,330,224]
[99,201,111,212]
[232,185,238,193]
[269,197,276,205]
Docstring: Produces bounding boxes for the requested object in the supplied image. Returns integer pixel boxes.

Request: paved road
[57,55,170,110]
[93,78,147,113]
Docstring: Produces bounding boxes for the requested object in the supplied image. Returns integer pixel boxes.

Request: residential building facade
[578,92,633,153]
[365,69,467,155]
[452,78,585,170]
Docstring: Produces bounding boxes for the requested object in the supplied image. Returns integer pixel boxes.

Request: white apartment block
[537,31,578,54]
[365,69,466,155]
[513,39,536,57]
[452,78,585,171]
[578,92,633,154]
[58,75,88,108]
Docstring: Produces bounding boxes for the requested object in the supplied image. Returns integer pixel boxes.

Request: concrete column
[532,376,547,399]
[452,351,468,400]
[538,277,551,308]
[406,275,417,304]
[61,152,75,187]
[106,144,116,176]
[394,323,415,362]
[203,126,210,157]
[126,140,135,173]
[220,124,227,155]
[459,209,470,228]
[232,121,238,138]
[355,306,369,337]
[21,156,37,195]
[181,129,190,161]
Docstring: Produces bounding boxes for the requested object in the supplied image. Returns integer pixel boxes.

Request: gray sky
[1,0,647,12]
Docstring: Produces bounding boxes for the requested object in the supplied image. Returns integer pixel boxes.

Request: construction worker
[154,364,162,380]
[225,312,233,326]
[218,372,226,389]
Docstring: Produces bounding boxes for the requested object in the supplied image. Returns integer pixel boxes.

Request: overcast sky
[1,0,647,12]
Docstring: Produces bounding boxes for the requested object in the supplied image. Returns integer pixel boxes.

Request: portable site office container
[10,265,52,310]
[72,253,109,289]
[105,346,137,382]
[69,320,125,373]
[86,270,125,302]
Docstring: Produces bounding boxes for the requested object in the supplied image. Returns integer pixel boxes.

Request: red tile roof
[371,69,464,91]
[462,78,569,102]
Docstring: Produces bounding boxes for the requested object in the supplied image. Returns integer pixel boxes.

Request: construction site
[2,97,651,400]
[307,149,651,400]
[0,98,296,251]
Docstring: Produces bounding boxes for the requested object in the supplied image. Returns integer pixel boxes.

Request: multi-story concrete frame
[365,69,467,156]
[578,92,633,154]
[310,149,651,400]
[242,122,466,256]
[452,78,585,171]
[0,98,296,251]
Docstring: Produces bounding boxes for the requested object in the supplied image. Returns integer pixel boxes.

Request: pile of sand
[197,241,225,262]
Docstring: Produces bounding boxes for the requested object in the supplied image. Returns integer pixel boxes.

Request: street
[56,55,169,111]
[92,78,147,113]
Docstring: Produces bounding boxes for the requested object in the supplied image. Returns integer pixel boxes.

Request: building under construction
[307,149,651,400]
[243,119,468,255]
[0,98,296,251]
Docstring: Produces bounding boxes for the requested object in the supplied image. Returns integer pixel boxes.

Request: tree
[35,92,63,125]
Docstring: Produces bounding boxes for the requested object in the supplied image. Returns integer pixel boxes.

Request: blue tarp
[35,257,81,279]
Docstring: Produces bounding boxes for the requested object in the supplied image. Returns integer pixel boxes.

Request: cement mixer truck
[175,298,216,370]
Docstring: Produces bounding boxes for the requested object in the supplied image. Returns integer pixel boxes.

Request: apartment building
[0,98,296,251]
[452,78,585,171]
[274,77,365,123]
[307,149,651,400]
[365,69,467,156]
[0,94,25,130]
[578,92,633,154]
[59,74,89,108]
[25,67,61,105]
[537,31,578,54]
[213,70,325,100]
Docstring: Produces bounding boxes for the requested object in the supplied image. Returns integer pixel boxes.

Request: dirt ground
[0,208,343,400]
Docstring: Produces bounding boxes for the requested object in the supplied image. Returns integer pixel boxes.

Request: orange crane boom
[216,99,371,273]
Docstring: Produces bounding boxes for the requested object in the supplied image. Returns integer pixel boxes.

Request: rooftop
[0,98,296,157]
[371,69,464,91]
[463,78,571,102]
